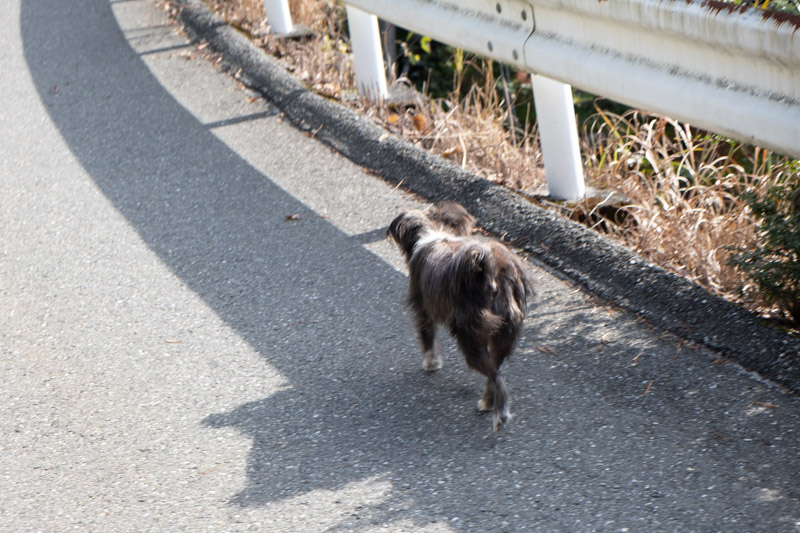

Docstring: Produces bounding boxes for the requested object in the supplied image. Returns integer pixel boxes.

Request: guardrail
[265,0,800,200]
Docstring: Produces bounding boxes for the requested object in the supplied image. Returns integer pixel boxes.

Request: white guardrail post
[343,0,800,200]
[345,5,390,100]
[531,74,585,200]
[263,0,293,35]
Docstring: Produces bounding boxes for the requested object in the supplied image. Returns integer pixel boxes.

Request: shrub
[728,180,800,325]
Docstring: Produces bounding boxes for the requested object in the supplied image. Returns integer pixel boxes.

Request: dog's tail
[490,241,534,327]
[501,272,530,326]
[449,243,505,334]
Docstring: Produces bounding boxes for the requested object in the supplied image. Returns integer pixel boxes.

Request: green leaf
[454,48,464,74]
[420,36,432,54]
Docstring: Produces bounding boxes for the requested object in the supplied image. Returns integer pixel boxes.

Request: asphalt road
[1,0,798,531]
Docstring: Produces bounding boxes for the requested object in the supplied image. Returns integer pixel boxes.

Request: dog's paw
[493,409,513,432]
[477,397,493,412]
[422,350,443,372]
[422,358,443,372]
[492,411,513,431]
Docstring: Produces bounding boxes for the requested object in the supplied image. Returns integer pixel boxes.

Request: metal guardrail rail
[522,0,800,158]
[265,0,800,200]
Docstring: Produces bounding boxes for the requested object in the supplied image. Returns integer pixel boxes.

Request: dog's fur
[388,202,532,431]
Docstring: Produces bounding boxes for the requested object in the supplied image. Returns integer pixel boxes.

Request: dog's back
[409,234,497,331]
[409,232,531,340]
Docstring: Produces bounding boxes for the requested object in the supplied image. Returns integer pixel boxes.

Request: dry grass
[367,73,545,189]
[581,109,797,314]
[198,0,798,322]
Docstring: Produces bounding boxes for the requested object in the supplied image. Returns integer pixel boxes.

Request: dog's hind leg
[414,311,443,371]
[486,331,517,428]
[491,375,512,431]
[456,334,511,431]
[477,381,495,412]
[489,326,517,371]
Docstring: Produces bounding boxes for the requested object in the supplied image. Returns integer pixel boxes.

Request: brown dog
[388,202,532,430]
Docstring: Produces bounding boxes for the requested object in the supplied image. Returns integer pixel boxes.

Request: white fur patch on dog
[477,397,492,412]
[413,229,461,253]
[422,348,443,372]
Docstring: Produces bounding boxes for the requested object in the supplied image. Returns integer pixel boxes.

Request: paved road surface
[2,0,798,531]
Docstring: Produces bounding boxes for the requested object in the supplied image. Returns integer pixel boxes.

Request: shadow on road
[18,0,523,528]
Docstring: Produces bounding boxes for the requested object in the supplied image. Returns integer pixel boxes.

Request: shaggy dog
[388,202,533,430]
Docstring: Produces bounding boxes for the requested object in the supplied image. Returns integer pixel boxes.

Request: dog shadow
[202,364,498,507]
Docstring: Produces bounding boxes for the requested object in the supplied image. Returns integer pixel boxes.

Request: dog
[388,202,533,431]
